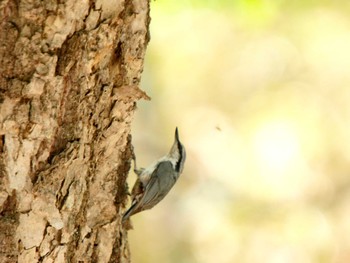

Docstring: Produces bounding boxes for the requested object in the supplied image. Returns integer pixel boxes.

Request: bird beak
[175,127,179,142]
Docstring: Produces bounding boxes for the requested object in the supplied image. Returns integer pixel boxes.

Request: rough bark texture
[0,0,150,262]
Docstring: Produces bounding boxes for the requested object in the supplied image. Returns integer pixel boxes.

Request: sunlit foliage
[130,1,350,262]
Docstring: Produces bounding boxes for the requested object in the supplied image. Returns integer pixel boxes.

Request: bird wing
[122,161,177,221]
[138,161,177,211]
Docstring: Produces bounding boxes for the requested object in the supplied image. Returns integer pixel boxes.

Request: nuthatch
[123,127,186,222]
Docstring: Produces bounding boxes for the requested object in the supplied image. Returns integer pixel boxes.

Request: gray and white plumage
[123,127,186,222]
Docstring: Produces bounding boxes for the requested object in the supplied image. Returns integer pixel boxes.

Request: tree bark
[0,0,150,262]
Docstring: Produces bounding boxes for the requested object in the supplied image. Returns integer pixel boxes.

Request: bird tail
[122,202,138,222]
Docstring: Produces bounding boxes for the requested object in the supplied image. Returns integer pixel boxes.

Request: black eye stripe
[175,142,184,172]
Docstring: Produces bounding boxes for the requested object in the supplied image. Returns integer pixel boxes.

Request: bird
[122,127,186,222]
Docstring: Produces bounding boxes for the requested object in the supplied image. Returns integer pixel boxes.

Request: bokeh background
[129,1,350,262]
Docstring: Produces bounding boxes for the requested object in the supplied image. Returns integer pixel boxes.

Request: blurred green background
[129,0,350,262]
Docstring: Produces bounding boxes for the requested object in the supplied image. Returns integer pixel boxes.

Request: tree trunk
[0,0,150,262]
